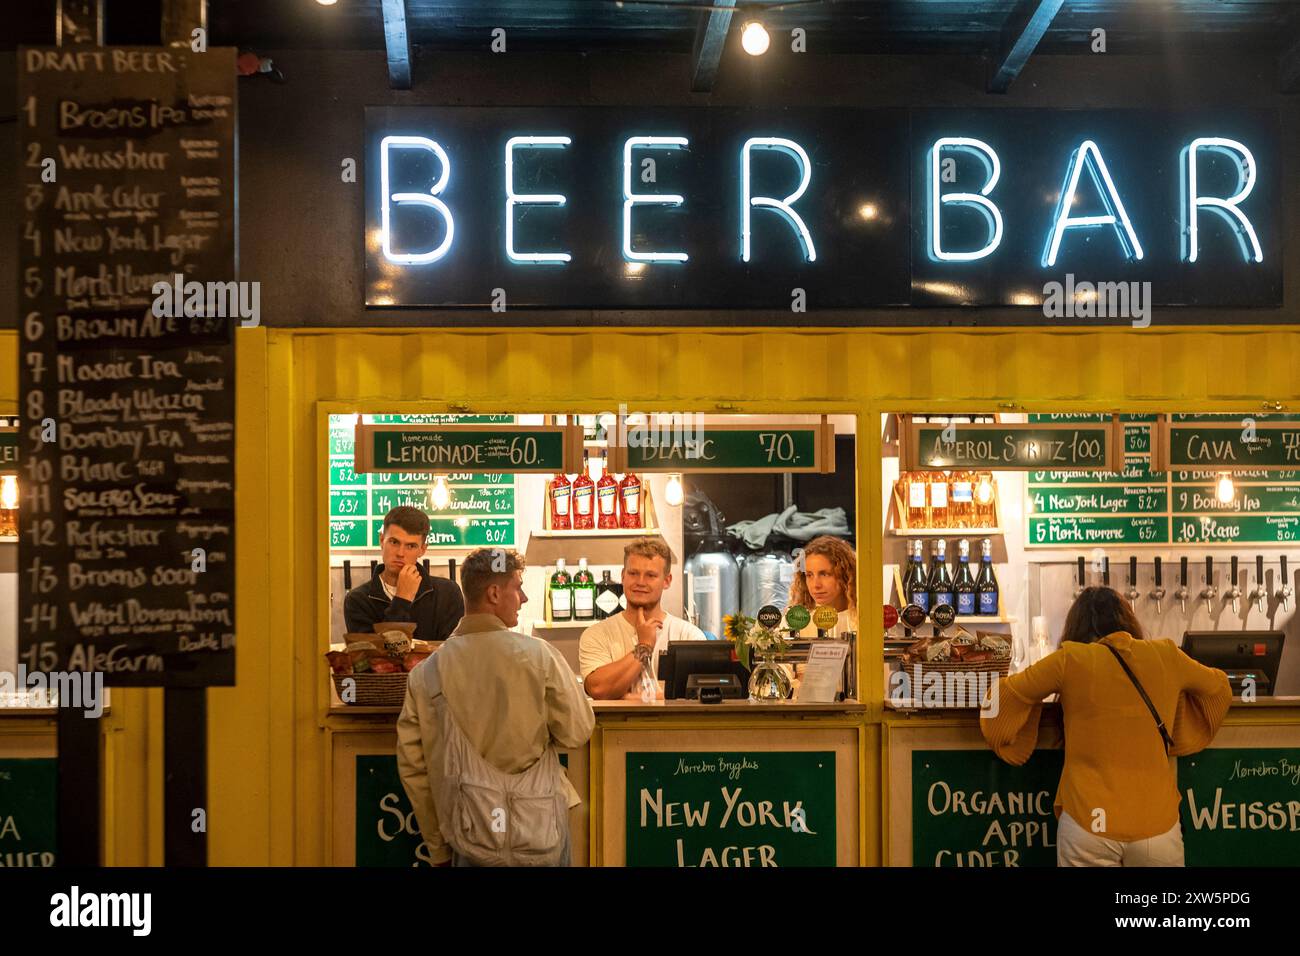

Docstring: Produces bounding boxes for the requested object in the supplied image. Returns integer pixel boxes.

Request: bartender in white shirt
[788,535,858,637]
[579,537,706,699]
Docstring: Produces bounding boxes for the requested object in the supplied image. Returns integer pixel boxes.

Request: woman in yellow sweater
[980,586,1231,866]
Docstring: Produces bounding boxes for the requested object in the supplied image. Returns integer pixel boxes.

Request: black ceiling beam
[691,0,736,93]
[1282,33,1300,92]
[988,0,1065,94]
[381,0,412,90]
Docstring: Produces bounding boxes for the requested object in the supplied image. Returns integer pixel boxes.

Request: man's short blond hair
[460,547,525,603]
[623,536,673,573]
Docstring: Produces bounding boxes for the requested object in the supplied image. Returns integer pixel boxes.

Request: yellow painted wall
[4,325,1300,865]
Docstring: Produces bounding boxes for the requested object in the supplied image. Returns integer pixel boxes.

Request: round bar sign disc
[785,605,811,631]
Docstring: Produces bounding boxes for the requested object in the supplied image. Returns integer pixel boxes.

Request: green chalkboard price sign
[905,419,1118,472]
[1167,424,1300,470]
[912,749,1063,867]
[0,428,16,471]
[354,755,437,867]
[616,424,832,474]
[0,758,57,867]
[328,414,520,551]
[625,751,836,867]
[1028,415,1300,546]
[369,517,515,548]
[1178,747,1300,866]
[355,424,580,474]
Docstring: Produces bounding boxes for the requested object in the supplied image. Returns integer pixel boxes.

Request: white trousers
[1057,810,1185,867]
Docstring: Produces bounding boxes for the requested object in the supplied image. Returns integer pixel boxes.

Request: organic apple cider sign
[365,107,1281,317]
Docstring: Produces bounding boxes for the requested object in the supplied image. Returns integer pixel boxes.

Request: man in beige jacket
[397,547,594,866]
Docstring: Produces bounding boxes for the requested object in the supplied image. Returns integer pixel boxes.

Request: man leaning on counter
[579,537,706,699]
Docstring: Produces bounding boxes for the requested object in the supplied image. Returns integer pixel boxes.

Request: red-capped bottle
[618,472,643,529]
[572,452,595,530]
[549,472,572,530]
[596,464,619,529]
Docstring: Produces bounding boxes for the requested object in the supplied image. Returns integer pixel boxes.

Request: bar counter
[884,697,1300,867]
[325,691,865,866]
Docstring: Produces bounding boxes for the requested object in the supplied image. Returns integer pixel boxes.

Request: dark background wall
[2,47,1297,328]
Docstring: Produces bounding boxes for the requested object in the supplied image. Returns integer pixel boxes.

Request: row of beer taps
[1076,555,1295,616]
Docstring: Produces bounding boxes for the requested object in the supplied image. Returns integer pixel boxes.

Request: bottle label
[552,588,571,613]
[598,485,617,515]
[933,590,954,607]
[911,589,930,611]
[595,590,620,615]
[621,485,640,514]
[574,486,593,515]
[693,575,718,593]
[574,589,594,614]
[930,483,948,508]
[908,482,926,508]
[952,482,973,503]
[957,592,977,615]
[552,485,571,515]
[979,592,998,615]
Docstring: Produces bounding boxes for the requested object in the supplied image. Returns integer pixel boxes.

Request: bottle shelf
[891,527,1003,536]
[532,620,597,630]
[530,527,661,538]
[955,615,1016,625]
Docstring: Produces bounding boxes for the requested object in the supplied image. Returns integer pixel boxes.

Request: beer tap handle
[1255,554,1266,612]
[1102,556,1110,588]
[1180,556,1188,589]
[1075,555,1086,595]
[1154,556,1163,587]
[1230,555,1240,614]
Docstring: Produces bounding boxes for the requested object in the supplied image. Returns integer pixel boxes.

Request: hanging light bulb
[431,475,451,510]
[0,475,17,511]
[976,475,994,505]
[1216,472,1235,504]
[741,21,770,56]
[665,473,684,507]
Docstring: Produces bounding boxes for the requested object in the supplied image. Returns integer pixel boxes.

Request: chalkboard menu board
[0,426,16,472]
[625,751,836,867]
[0,759,57,867]
[17,48,237,686]
[1028,415,1300,546]
[904,419,1119,472]
[1178,747,1300,866]
[614,424,833,474]
[329,414,517,551]
[912,749,1063,867]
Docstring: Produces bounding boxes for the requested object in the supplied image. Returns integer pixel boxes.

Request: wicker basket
[332,673,408,707]
[908,657,1011,676]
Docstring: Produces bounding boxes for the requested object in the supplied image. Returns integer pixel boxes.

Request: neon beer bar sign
[364,107,1281,312]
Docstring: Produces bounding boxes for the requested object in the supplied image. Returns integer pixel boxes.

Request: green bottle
[550,558,573,622]
[573,557,596,621]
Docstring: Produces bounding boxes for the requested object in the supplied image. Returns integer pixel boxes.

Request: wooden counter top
[328,695,864,718]
[591,699,865,715]
[884,695,1300,713]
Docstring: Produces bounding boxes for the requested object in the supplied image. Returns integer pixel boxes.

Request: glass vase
[748,653,792,702]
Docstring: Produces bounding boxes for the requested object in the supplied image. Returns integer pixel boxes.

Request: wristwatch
[632,643,654,664]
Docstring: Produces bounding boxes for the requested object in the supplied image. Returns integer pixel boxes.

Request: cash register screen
[1182,631,1284,695]
[659,641,750,700]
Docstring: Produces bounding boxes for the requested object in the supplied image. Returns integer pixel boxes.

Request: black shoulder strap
[1103,642,1172,755]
